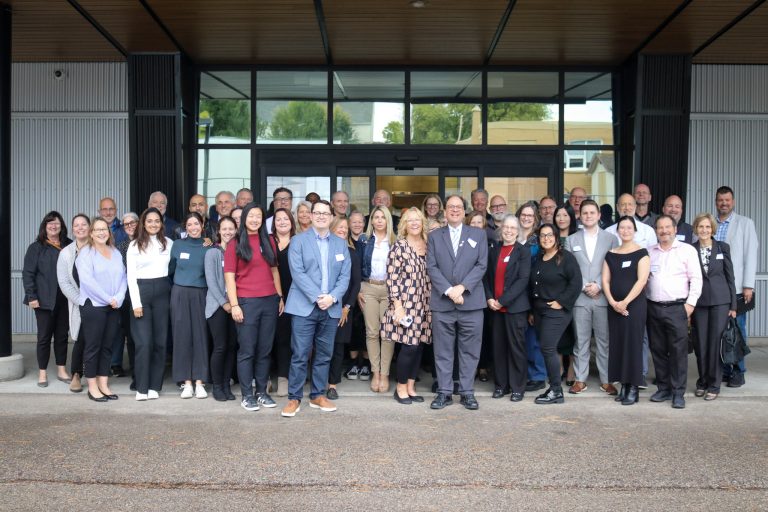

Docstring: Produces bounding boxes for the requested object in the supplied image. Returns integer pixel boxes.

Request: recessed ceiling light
[410,0,427,8]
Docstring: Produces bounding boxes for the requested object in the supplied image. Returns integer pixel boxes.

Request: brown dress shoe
[600,383,618,396]
[569,381,587,394]
[281,399,301,417]
[309,395,337,412]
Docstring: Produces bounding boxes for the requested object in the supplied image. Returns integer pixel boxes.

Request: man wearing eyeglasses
[282,200,351,417]
[266,187,293,233]
[148,191,179,240]
[568,187,587,223]
[471,188,499,242]
[98,197,128,244]
[489,195,508,242]
[538,196,558,225]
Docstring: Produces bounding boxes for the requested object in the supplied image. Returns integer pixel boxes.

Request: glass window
[487,103,559,145]
[411,71,482,100]
[257,71,328,143]
[411,103,481,145]
[564,72,613,146]
[488,72,558,99]
[563,150,615,216]
[336,176,371,215]
[266,176,330,212]
[197,149,250,206]
[199,71,251,144]
[333,72,405,144]
[376,168,439,213]
[444,176,478,204]
[485,177,548,214]
[333,71,404,100]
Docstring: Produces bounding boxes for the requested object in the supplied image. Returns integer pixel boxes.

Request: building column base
[0,353,25,381]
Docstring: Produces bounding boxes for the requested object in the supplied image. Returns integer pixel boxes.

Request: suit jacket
[483,241,531,314]
[721,212,758,291]
[693,240,738,309]
[427,224,488,312]
[22,238,72,309]
[564,228,618,307]
[285,228,351,319]
[676,222,694,245]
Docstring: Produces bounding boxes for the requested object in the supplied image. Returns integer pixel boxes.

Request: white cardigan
[56,243,82,341]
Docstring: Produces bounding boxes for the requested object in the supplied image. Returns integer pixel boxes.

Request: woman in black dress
[602,216,650,405]
[271,207,296,397]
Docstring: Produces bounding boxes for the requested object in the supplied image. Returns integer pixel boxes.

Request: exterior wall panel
[691,65,768,114]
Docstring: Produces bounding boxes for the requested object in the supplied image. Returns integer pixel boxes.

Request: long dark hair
[236,203,276,265]
[37,211,68,244]
[182,212,204,238]
[553,206,577,237]
[538,223,563,265]
[271,207,296,238]
[135,207,168,253]
[215,215,237,246]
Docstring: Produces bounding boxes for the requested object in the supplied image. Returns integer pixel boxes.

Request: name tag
[622,261,631,268]
[180,252,190,260]
[572,245,582,252]
[467,238,477,248]
[716,253,724,260]
[650,265,660,273]
[676,234,685,241]
[222,261,225,268]
[335,253,345,262]
[503,255,510,263]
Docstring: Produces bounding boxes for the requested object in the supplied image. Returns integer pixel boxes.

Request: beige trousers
[361,281,393,375]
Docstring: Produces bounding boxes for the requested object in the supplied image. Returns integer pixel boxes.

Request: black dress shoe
[671,394,686,409]
[478,370,489,382]
[88,391,108,403]
[534,387,564,404]
[525,380,545,392]
[694,388,706,398]
[621,385,639,405]
[460,393,479,410]
[615,384,629,402]
[510,392,524,402]
[129,381,137,391]
[430,392,453,410]
[104,394,119,401]
[409,395,425,403]
[491,387,507,399]
[726,372,745,388]
[650,390,672,402]
[326,387,339,400]
[393,391,412,405]
[431,381,439,393]
[111,366,125,378]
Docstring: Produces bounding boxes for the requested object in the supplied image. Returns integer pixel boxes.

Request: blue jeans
[288,305,339,401]
[723,312,748,376]
[525,325,547,381]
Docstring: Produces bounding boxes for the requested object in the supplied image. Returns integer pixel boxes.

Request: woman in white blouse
[126,207,173,401]
[358,206,396,393]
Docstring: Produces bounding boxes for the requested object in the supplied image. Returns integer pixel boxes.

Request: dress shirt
[369,239,390,281]
[646,240,703,307]
[583,228,598,262]
[449,224,462,255]
[75,245,127,307]
[605,221,657,249]
[126,235,173,308]
[314,227,330,294]
[714,213,732,242]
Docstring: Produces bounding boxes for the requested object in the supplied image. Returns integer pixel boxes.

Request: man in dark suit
[427,194,488,410]
[663,195,694,244]
[364,189,400,231]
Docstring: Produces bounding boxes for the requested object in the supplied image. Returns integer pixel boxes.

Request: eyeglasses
[519,213,535,219]
[446,205,464,211]
[425,202,440,208]
[539,233,556,239]
[93,228,110,233]
[123,221,138,228]
[274,196,292,202]
[490,203,506,210]
[312,211,332,217]
[100,207,116,212]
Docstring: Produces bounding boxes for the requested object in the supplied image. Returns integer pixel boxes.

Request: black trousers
[171,285,210,383]
[533,303,572,391]
[273,312,293,379]
[492,311,528,393]
[647,302,689,395]
[479,309,493,370]
[396,344,424,384]
[79,300,119,379]
[115,299,136,371]
[70,326,85,376]
[131,278,170,394]
[236,295,279,397]
[692,304,729,393]
[34,292,69,370]
[328,339,346,385]
[207,307,237,387]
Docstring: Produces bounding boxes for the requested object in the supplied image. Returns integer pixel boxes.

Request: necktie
[451,227,460,256]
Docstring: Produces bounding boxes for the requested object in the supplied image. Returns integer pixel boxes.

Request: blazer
[721,212,759,292]
[564,228,618,307]
[693,240,738,309]
[285,228,351,319]
[56,243,82,340]
[427,224,488,312]
[342,247,362,309]
[22,238,72,309]
[483,241,531,314]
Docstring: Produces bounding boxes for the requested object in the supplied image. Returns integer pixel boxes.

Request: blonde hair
[330,215,355,249]
[464,210,487,229]
[397,207,428,242]
[692,212,717,234]
[365,206,396,244]
[88,217,115,248]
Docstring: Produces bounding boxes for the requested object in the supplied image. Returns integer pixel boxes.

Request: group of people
[22,182,757,414]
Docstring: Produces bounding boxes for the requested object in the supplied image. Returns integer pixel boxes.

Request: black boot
[223,382,236,401]
[534,386,564,404]
[622,385,639,405]
[615,383,629,402]
[212,384,227,402]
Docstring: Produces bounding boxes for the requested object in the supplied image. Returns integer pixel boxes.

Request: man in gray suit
[714,186,758,387]
[564,200,619,394]
[427,195,488,410]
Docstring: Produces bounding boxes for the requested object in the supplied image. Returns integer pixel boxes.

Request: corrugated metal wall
[11,62,128,334]
[688,64,768,337]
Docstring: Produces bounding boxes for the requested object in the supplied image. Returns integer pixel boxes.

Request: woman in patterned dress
[381,207,432,405]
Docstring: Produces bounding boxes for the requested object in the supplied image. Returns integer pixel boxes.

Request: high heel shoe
[615,383,629,402]
[88,391,108,403]
[393,391,412,405]
[621,385,639,405]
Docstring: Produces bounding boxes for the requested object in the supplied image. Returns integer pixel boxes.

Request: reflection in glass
[257,101,329,144]
[487,103,559,145]
[484,177,548,214]
[564,72,613,146]
[199,71,251,144]
[197,149,250,206]
[333,102,405,144]
[376,168,439,212]
[411,72,481,99]
[333,71,404,100]
[337,176,371,215]
[411,103,480,145]
[563,151,615,212]
[488,72,558,99]
[444,177,478,202]
[266,176,330,212]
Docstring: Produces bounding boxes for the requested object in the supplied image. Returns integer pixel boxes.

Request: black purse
[720,317,751,365]
[736,293,756,315]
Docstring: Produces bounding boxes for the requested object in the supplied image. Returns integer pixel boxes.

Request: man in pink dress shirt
[646,215,703,409]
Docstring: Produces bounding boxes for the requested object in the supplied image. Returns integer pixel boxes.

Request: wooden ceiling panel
[324,0,510,65]
[143,0,326,64]
[695,3,768,64]
[9,0,124,61]
[644,0,755,54]
[75,0,177,53]
[491,0,683,66]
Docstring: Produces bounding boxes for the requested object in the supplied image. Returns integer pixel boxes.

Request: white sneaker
[135,392,148,401]
[180,383,194,399]
[148,390,159,400]
[195,384,208,399]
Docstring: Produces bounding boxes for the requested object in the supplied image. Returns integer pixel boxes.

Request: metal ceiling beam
[138,0,190,59]
[484,0,518,65]
[65,0,128,57]
[627,0,694,58]
[693,0,766,57]
[314,0,333,65]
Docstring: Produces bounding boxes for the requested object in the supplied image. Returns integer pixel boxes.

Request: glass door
[337,167,375,216]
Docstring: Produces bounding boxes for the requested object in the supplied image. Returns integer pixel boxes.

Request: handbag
[720,317,751,365]
[736,293,756,315]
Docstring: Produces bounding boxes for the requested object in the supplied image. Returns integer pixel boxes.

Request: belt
[366,279,387,285]
[651,299,686,307]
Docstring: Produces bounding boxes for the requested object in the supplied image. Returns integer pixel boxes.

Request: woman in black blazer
[691,213,737,401]
[484,214,531,402]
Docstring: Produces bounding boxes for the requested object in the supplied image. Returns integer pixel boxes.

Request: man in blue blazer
[427,194,488,410]
[282,200,351,417]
